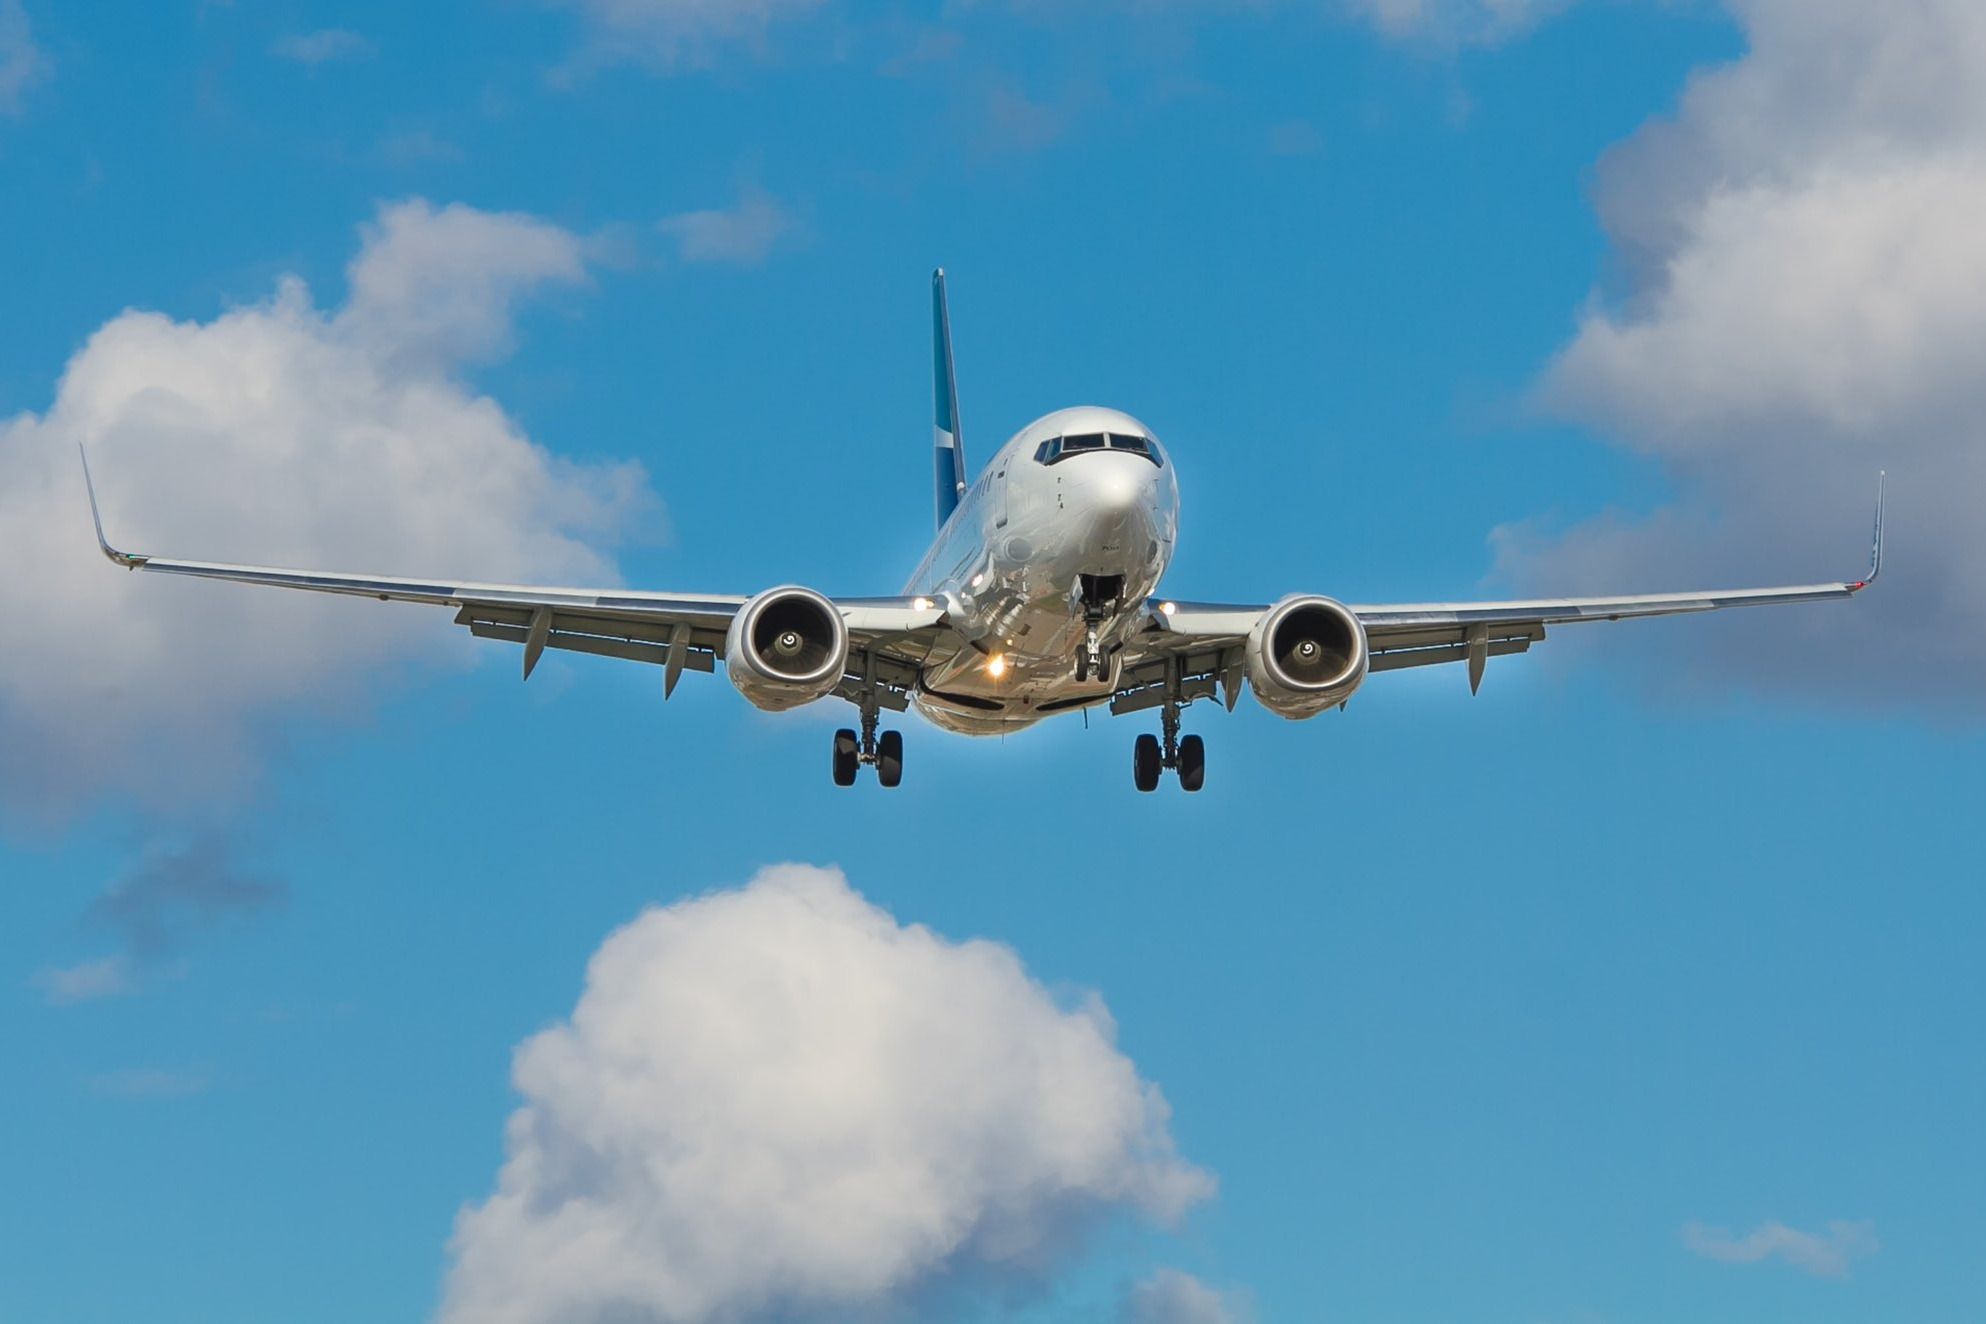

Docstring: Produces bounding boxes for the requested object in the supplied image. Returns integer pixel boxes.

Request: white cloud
[33,955,134,1005]
[1508,0,1986,707]
[0,199,650,822]
[339,199,592,366]
[270,28,375,65]
[0,0,49,113]
[440,864,1213,1324]
[1343,0,1573,45]
[554,0,828,70]
[1683,1219,1879,1278]
[656,188,795,265]
[1122,1268,1248,1324]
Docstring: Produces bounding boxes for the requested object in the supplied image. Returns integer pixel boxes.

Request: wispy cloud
[0,0,50,114]
[1683,1219,1879,1278]
[33,837,280,1005]
[1122,1268,1250,1324]
[1344,0,1575,45]
[87,836,284,959]
[657,188,796,265]
[554,0,829,73]
[1266,118,1324,157]
[34,955,135,1005]
[377,127,463,169]
[271,28,374,65]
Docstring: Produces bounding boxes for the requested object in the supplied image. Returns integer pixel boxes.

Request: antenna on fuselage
[932,268,968,530]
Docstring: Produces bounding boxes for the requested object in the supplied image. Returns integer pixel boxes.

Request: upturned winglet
[79,445,147,569]
[1849,471,1884,592]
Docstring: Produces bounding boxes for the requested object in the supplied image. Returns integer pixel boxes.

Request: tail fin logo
[932,268,968,529]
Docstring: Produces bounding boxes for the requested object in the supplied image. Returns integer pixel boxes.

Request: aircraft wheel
[876,730,904,788]
[1177,734,1206,793]
[832,729,859,786]
[1133,734,1162,792]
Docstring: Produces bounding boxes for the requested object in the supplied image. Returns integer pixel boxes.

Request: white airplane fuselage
[904,405,1179,734]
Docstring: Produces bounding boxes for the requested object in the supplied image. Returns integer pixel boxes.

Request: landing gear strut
[832,692,904,788]
[1075,573,1124,683]
[1077,618,1104,683]
[1132,654,1205,792]
[1133,698,1206,793]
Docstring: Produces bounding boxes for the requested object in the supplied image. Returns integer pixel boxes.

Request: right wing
[1112,475,1884,708]
[83,449,947,700]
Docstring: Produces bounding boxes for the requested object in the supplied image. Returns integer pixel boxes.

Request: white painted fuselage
[905,405,1179,734]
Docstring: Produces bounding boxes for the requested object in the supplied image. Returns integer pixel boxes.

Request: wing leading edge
[80,447,943,697]
[1126,475,1885,699]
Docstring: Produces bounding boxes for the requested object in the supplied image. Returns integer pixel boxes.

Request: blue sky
[3,2,1982,1322]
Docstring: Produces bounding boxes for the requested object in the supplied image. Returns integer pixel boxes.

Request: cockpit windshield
[1032,432,1164,467]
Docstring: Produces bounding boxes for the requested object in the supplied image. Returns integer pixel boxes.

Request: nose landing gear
[1133,700,1205,792]
[1075,573,1125,683]
[832,704,904,788]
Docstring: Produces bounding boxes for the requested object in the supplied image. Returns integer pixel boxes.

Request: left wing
[1113,477,1884,710]
[82,449,946,699]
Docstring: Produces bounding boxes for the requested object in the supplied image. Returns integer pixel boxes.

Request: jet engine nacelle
[725,586,849,712]
[1245,594,1369,720]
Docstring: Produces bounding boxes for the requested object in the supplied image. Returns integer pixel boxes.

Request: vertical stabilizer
[932,268,967,528]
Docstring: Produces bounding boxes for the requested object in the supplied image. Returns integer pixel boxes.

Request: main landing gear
[833,705,903,788]
[1133,699,1205,793]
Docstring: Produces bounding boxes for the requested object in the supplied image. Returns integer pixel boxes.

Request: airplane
[82,269,1885,791]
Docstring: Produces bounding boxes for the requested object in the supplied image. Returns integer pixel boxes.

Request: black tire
[832,729,859,787]
[1177,734,1205,792]
[1133,733,1162,792]
[876,730,904,788]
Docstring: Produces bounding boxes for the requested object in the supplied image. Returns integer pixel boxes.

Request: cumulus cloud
[1122,1268,1249,1324]
[1507,0,1986,708]
[270,28,375,65]
[656,188,796,266]
[1683,1219,1879,1278]
[552,0,828,70]
[440,864,1213,1324]
[0,199,649,822]
[0,0,49,113]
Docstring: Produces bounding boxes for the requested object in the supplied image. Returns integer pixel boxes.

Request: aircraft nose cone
[1094,469,1144,514]
[1087,455,1155,517]
[1076,456,1159,554]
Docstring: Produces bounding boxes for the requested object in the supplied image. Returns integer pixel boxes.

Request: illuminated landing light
[912,596,933,611]
[986,653,1008,678]
[1160,600,1177,617]
[970,572,986,589]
